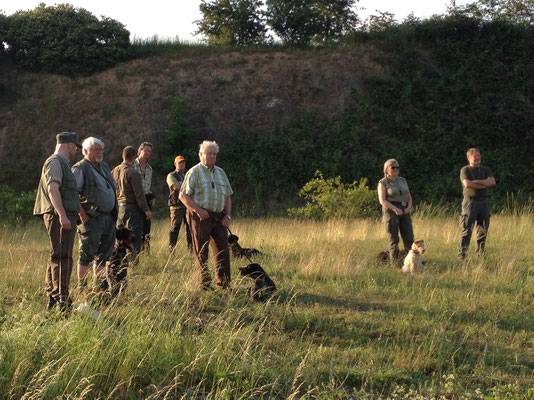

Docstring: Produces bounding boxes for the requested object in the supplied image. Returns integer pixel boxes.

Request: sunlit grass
[0,213,533,398]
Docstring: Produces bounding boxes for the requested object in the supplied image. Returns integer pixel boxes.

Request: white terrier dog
[402,240,426,274]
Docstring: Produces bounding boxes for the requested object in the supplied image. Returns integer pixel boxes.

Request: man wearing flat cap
[167,155,192,252]
[34,132,81,312]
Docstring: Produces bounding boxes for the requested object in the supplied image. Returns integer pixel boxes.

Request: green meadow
[0,212,533,399]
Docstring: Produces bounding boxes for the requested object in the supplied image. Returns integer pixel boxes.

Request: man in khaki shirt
[33,132,81,311]
[112,146,152,259]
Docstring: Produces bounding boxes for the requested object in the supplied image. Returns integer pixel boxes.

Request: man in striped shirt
[180,140,233,290]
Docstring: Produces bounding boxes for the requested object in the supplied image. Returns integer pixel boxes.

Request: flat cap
[56,132,82,148]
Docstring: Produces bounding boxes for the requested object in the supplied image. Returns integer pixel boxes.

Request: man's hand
[197,208,209,220]
[59,214,72,230]
[221,215,231,228]
[145,210,153,220]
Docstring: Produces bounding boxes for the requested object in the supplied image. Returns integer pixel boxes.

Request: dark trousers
[458,197,490,258]
[186,210,231,288]
[43,212,77,300]
[141,195,154,248]
[117,204,144,258]
[169,207,192,249]
[383,209,414,261]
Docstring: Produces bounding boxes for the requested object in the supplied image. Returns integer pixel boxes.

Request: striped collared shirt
[133,158,152,194]
[181,162,233,212]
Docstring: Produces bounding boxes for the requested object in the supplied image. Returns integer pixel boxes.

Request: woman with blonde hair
[378,159,414,264]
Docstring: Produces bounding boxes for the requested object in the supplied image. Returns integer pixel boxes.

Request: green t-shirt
[460,165,493,198]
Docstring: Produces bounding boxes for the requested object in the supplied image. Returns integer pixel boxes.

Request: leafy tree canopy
[451,0,534,24]
[3,3,130,75]
[196,0,268,45]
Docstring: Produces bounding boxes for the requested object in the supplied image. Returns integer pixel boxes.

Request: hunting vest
[72,158,116,216]
[33,154,79,215]
[168,170,185,208]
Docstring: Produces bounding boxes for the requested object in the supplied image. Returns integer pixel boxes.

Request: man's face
[140,146,152,160]
[175,160,186,171]
[67,143,78,160]
[200,148,217,168]
[86,144,104,164]
[467,151,481,167]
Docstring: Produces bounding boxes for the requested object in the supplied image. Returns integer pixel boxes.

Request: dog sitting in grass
[106,227,136,297]
[377,249,408,264]
[238,263,276,301]
[401,240,426,274]
[228,233,261,259]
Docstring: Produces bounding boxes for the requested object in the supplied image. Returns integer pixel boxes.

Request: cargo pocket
[77,218,93,236]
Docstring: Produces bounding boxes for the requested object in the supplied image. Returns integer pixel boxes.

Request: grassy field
[0,213,533,399]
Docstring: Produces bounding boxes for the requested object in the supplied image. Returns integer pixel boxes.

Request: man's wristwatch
[225,214,231,220]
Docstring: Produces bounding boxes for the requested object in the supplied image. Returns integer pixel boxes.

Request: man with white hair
[180,140,233,290]
[72,137,117,293]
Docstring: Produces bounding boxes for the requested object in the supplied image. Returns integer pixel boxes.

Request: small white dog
[402,240,426,274]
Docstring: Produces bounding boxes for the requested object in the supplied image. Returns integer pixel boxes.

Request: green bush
[3,3,130,75]
[0,185,36,221]
[288,171,379,219]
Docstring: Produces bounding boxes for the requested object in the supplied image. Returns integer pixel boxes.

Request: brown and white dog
[401,240,426,274]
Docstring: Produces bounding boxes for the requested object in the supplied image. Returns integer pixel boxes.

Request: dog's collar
[411,248,420,254]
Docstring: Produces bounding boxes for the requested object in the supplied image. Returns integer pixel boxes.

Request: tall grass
[0,214,533,398]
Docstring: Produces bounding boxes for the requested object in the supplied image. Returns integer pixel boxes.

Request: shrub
[0,185,36,221]
[288,171,379,219]
[3,3,130,75]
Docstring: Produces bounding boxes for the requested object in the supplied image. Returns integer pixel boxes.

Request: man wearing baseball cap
[33,132,82,312]
[167,155,192,252]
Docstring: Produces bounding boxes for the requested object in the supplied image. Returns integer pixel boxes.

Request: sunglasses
[390,166,400,170]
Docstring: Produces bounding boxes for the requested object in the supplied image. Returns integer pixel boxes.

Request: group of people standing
[32,131,495,312]
[378,148,496,265]
[33,132,234,312]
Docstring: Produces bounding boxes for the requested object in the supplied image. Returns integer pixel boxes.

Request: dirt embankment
[0,47,383,191]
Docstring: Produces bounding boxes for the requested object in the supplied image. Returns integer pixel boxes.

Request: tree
[313,0,359,42]
[363,10,397,31]
[265,0,321,45]
[196,0,267,45]
[450,0,534,24]
[266,0,359,45]
[3,3,130,75]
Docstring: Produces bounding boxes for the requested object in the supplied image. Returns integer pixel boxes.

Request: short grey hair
[82,137,104,153]
[199,140,219,154]
[383,158,399,175]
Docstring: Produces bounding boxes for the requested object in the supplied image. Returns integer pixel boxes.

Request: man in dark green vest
[34,132,81,312]
[167,155,192,252]
[72,137,117,294]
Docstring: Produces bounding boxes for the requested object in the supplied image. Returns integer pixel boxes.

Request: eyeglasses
[390,166,399,170]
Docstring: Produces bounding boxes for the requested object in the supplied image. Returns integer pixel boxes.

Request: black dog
[106,227,135,298]
[238,263,276,301]
[228,233,261,259]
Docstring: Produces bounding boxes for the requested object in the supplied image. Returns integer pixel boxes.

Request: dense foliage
[216,16,534,213]
[0,185,36,220]
[196,0,268,45]
[2,3,130,75]
[288,171,379,219]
